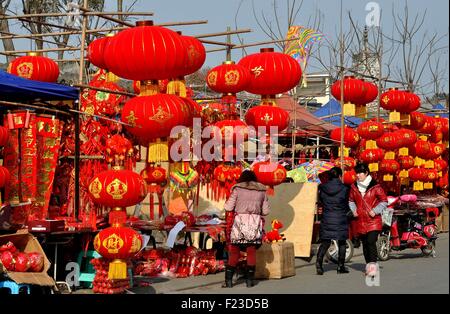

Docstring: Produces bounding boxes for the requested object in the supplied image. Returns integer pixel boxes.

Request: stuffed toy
[264,219,286,243]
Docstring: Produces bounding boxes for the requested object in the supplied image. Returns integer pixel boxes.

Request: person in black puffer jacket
[316,166,351,275]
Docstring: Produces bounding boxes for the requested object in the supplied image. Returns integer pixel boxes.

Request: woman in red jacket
[349,163,387,275]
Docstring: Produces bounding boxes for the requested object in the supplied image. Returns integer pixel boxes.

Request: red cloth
[227,244,257,267]
[349,182,387,236]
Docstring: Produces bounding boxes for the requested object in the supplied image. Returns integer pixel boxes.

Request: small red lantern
[413,140,432,159]
[245,105,290,134]
[331,76,367,116]
[330,127,360,148]
[0,166,11,188]
[140,165,167,187]
[252,161,287,188]
[88,168,147,208]
[357,121,384,140]
[343,169,357,185]
[430,129,443,143]
[434,159,448,172]
[0,126,8,147]
[409,167,428,181]
[122,94,189,145]
[425,169,439,182]
[335,157,356,170]
[427,143,444,159]
[359,149,384,163]
[94,226,143,279]
[380,159,400,174]
[380,88,409,115]
[376,132,402,151]
[398,156,415,170]
[8,53,59,82]
[238,48,302,96]
[420,116,437,134]
[206,61,250,95]
[214,119,249,143]
[408,111,426,130]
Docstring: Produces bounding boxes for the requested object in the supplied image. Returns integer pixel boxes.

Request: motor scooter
[377,200,437,261]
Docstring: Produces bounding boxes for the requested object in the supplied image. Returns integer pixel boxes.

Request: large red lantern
[7,53,59,82]
[420,116,437,134]
[413,140,432,159]
[121,94,189,144]
[380,88,409,122]
[103,21,187,81]
[179,34,206,77]
[343,169,357,185]
[87,36,110,70]
[181,97,202,125]
[94,226,143,279]
[252,161,287,188]
[88,168,147,208]
[376,132,402,151]
[214,119,249,143]
[0,126,8,147]
[245,105,290,134]
[238,48,302,96]
[207,61,250,95]
[331,76,367,116]
[0,166,11,188]
[407,93,421,112]
[357,121,384,140]
[330,127,360,148]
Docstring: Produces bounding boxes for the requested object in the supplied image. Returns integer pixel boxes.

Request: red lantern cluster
[8,53,59,82]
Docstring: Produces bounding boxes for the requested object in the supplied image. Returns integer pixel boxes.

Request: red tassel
[158,193,163,219]
[266,186,275,195]
[150,193,154,220]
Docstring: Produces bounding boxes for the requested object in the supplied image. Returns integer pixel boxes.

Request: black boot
[222,266,235,288]
[246,266,256,287]
[337,241,349,274]
[315,244,326,275]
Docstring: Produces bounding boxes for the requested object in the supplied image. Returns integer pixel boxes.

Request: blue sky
[2,0,449,95]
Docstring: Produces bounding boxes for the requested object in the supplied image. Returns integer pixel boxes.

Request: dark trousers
[360,231,379,263]
[228,244,257,267]
[317,239,347,264]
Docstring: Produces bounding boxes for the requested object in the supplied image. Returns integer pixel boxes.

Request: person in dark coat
[316,167,350,275]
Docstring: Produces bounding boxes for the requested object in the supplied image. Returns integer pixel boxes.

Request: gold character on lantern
[17,62,34,78]
[251,66,264,77]
[89,177,102,199]
[207,71,218,86]
[102,233,124,254]
[106,178,127,200]
[149,106,174,124]
[224,70,240,86]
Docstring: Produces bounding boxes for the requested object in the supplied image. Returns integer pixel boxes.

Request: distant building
[295,72,331,110]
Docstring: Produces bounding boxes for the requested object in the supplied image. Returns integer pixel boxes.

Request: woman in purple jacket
[223,170,271,288]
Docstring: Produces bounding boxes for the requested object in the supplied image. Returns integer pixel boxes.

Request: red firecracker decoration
[7,53,59,82]
[212,164,242,201]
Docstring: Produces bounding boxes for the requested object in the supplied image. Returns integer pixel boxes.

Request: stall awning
[0,71,79,102]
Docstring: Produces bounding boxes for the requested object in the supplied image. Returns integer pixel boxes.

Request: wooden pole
[339,0,345,178]
[0,12,154,19]
[0,100,72,116]
[226,26,232,61]
[199,38,234,46]
[17,17,80,31]
[195,28,252,39]
[73,83,137,97]
[2,47,82,55]
[206,36,302,53]
[77,6,134,27]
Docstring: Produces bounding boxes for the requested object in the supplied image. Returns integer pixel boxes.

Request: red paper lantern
[140,165,167,186]
[179,34,206,76]
[359,149,384,164]
[87,36,110,70]
[88,169,147,208]
[357,121,384,140]
[331,76,366,105]
[214,164,242,183]
[379,159,400,174]
[343,169,357,185]
[407,93,421,112]
[0,166,11,188]
[424,169,439,182]
[408,111,426,130]
[121,94,189,144]
[0,126,8,147]
[420,116,437,134]
[206,61,250,95]
[335,157,356,170]
[427,143,444,159]
[376,132,402,151]
[413,140,432,159]
[238,48,302,96]
[245,105,290,134]
[8,53,59,82]
[398,156,415,170]
[94,226,143,261]
[434,159,448,172]
[430,129,443,143]
[252,161,287,187]
[380,88,409,112]
[437,173,449,188]
[330,127,360,148]
[214,119,249,143]
[356,80,378,105]
[409,168,428,181]
[396,129,417,147]
[103,21,187,80]
[181,97,202,125]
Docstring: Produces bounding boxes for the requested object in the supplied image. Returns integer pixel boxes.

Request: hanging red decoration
[206,61,250,95]
[179,34,206,77]
[398,156,415,170]
[245,105,290,134]
[330,76,367,116]
[379,159,400,174]
[419,116,437,134]
[434,159,448,172]
[430,129,443,143]
[141,165,167,187]
[238,48,302,96]
[7,53,59,82]
[252,161,287,189]
[213,119,249,143]
[103,21,187,81]
[396,129,417,147]
[330,127,360,148]
[407,93,421,112]
[408,111,426,130]
[409,167,428,181]
[87,36,110,70]
[413,140,432,159]
[121,94,189,145]
[343,170,357,185]
[0,166,11,188]
[357,121,384,140]
[380,88,410,122]
[436,173,449,188]
[0,126,8,147]
[334,157,356,170]
[212,164,242,201]
[88,168,147,208]
[359,149,384,164]
[376,132,402,151]
[427,143,444,160]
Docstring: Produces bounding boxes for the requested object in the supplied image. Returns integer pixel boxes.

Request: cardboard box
[0,230,55,286]
[255,241,296,279]
[27,219,65,233]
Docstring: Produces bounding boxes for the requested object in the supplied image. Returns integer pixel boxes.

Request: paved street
[125,232,449,294]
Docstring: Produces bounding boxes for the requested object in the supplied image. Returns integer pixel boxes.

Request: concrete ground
[74,232,448,294]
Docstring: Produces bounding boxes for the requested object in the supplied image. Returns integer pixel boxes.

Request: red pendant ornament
[140,165,167,219]
[252,161,287,194]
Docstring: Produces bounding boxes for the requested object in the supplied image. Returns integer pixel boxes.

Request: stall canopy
[0,70,79,102]
[276,94,336,136]
[425,103,447,118]
[313,99,363,127]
